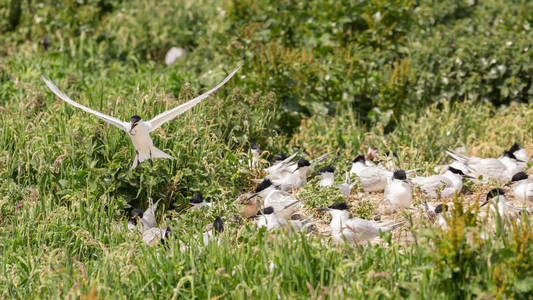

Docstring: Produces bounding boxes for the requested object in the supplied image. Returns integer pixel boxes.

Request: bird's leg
[149,150,154,167]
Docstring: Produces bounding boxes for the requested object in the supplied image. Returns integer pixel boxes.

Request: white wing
[147,66,240,131]
[42,76,128,131]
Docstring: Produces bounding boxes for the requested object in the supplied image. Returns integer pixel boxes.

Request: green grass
[1,0,533,298]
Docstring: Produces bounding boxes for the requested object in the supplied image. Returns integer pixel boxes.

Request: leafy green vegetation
[1,0,532,298]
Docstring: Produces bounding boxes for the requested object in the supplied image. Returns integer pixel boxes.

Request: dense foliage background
[1,0,532,298]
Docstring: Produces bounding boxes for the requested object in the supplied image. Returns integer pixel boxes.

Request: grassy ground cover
[1,0,532,298]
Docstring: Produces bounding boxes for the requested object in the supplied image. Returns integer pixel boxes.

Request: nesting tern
[384,170,412,209]
[202,216,224,245]
[424,201,449,229]
[411,166,472,198]
[505,172,533,202]
[318,202,405,243]
[128,197,160,231]
[246,179,301,219]
[350,155,390,192]
[314,165,335,187]
[271,159,311,191]
[189,192,212,210]
[480,188,523,219]
[446,149,524,181]
[508,143,529,162]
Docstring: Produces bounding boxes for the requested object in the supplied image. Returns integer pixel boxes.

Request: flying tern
[42,66,240,169]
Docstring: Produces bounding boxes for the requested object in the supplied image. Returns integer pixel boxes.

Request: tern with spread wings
[42,67,240,169]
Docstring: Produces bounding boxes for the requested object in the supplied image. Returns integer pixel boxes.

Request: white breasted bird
[424,201,449,229]
[411,166,472,198]
[505,172,533,202]
[384,170,412,209]
[249,143,261,168]
[128,197,160,231]
[318,202,406,243]
[508,143,529,162]
[350,155,390,192]
[446,149,525,181]
[480,188,523,219]
[264,152,298,178]
[314,165,335,187]
[271,159,311,191]
[189,192,212,210]
[254,204,313,232]
[42,66,240,169]
[337,172,355,197]
[203,216,224,245]
[127,198,170,245]
[247,179,300,219]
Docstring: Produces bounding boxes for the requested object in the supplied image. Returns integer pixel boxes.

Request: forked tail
[131,147,173,169]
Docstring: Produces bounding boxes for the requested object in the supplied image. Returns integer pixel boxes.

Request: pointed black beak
[504,181,513,187]
[463,175,474,179]
[246,193,259,201]
[317,207,329,212]
[480,200,489,207]
[129,122,138,133]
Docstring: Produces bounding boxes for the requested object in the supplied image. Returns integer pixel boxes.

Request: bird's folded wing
[42,76,128,131]
[147,66,240,131]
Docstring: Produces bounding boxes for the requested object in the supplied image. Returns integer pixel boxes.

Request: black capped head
[130,115,142,123]
[40,36,52,50]
[213,216,224,234]
[297,159,311,168]
[255,179,273,193]
[161,225,172,245]
[273,153,287,162]
[393,170,407,181]
[486,188,505,201]
[250,143,260,150]
[328,202,349,211]
[190,193,204,204]
[434,204,448,214]
[260,206,274,215]
[509,143,521,153]
[502,150,518,160]
[448,166,465,176]
[318,165,335,174]
[511,171,528,183]
[352,155,365,163]
[385,151,399,158]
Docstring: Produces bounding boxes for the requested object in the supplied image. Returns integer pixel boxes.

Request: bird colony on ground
[42,67,533,248]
